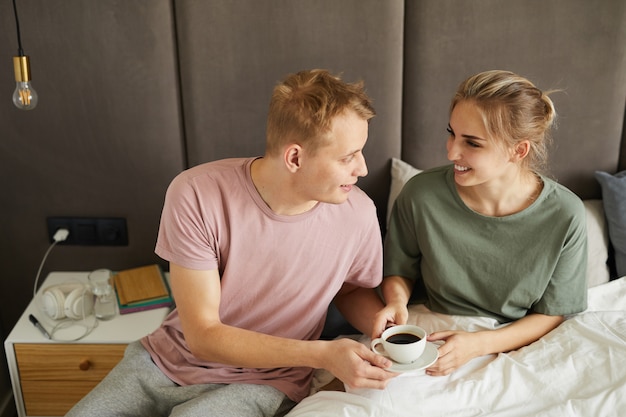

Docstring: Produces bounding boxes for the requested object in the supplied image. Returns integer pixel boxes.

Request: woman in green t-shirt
[376,70,587,376]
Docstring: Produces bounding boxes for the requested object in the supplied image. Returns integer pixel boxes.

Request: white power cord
[53,228,69,242]
[33,228,69,298]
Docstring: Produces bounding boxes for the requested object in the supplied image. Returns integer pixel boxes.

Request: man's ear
[284,144,303,173]
[512,140,531,161]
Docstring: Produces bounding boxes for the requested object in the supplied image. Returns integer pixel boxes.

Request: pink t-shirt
[142,157,382,402]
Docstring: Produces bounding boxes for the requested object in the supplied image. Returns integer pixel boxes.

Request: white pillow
[387,158,422,228]
[583,199,611,287]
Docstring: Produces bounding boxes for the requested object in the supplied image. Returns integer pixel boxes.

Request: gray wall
[0,0,624,413]
[1,1,183,323]
[0,1,185,411]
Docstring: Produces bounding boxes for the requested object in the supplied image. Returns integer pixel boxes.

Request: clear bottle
[88,269,117,320]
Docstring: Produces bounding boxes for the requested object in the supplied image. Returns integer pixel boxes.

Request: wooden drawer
[14,343,126,416]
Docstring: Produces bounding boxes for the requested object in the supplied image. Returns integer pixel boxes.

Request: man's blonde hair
[266,69,375,156]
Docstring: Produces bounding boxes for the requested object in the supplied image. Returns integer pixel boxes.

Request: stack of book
[113,264,173,314]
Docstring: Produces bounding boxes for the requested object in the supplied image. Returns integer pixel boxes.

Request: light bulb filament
[18,85,33,106]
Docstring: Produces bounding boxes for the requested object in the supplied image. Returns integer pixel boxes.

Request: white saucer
[386,342,439,373]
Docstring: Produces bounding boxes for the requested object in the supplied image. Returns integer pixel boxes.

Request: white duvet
[287,277,626,417]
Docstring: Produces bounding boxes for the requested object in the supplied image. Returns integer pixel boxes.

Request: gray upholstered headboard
[177,0,626,226]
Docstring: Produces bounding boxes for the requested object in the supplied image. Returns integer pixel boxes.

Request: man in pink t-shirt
[66,69,397,417]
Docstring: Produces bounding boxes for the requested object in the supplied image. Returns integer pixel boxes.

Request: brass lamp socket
[13,55,32,82]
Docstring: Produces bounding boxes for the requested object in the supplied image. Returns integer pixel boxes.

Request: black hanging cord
[12,0,24,56]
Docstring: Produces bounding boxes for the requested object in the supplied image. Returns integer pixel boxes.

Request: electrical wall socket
[47,217,128,246]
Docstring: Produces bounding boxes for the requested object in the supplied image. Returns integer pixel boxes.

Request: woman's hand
[425,330,486,376]
[371,301,409,338]
[373,275,414,338]
[426,314,564,376]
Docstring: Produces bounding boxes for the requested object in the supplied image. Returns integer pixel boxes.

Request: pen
[28,314,51,339]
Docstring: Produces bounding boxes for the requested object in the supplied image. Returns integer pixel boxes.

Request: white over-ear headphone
[41,283,94,320]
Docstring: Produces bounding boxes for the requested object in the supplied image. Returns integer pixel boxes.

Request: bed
[286,159,626,417]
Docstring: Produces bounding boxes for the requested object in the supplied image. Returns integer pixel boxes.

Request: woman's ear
[284,144,303,173]
[512,140,531,161]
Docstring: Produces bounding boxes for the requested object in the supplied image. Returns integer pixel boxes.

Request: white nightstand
[4,272,172,417]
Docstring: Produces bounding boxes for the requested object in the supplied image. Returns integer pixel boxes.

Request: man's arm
[169,263,398,388]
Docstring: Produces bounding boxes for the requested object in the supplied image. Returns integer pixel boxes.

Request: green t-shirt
[384,165,588,323]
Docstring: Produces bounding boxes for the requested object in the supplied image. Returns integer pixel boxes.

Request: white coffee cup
[371,324,427,364]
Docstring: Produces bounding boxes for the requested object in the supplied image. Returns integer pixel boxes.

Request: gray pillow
[595,170,626,278]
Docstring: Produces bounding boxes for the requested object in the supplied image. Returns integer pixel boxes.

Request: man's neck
[250,157,318,216]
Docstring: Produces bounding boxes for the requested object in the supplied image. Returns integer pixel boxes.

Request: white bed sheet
[287,277,626,417]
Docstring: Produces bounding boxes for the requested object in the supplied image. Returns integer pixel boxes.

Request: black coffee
[386,332,421,344]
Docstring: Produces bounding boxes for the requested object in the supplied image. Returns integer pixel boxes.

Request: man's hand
[323,338,399,390]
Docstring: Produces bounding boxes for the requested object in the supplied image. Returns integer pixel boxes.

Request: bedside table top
[6,271,172,344]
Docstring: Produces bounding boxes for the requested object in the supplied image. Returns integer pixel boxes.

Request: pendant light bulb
[13,55,38,110]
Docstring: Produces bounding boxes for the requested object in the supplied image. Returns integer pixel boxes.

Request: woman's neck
[457,171,543,217]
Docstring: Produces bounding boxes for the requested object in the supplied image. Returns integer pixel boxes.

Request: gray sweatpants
[65,341,296,417]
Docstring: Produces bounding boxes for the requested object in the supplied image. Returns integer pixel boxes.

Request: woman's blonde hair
[451,70,557,174]
[266,69,375,156]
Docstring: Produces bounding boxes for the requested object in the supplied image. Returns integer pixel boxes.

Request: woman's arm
[426,312,564,376]
[371,275,415,338]
[332,283,386,336]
